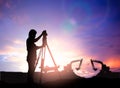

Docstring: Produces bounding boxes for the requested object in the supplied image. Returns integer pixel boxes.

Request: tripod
[34,30,60,83]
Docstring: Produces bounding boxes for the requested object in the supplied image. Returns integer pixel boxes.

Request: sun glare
[35,37,81,72]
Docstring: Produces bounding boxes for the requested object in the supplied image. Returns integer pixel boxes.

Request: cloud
[0,55,27,72]
[0,39,26,55]
[10,13,30,25]
[0,39,27,72]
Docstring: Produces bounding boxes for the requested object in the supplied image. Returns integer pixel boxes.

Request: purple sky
[0,0,120,76]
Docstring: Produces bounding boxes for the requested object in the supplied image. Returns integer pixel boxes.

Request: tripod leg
[40,46,46,83]
[40,58,44,83]
[46,44,62,79]
[34,48,42,72]
[46,44,57,67]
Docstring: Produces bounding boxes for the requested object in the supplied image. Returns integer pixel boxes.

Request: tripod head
[42,30,48,46]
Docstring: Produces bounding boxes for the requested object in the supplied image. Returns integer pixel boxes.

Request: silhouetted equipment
[90,59,110,72]
[90,59,98,71]
[43,65,60,73]
[34,30,60,83]
[75,59,83,70]
[63,59,83,72]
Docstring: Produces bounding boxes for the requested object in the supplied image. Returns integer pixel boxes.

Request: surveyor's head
[28,29,37,38]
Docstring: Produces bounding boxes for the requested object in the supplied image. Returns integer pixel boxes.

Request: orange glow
[104,57,120,68]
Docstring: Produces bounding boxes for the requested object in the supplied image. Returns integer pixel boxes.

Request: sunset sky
[0,0,120,78]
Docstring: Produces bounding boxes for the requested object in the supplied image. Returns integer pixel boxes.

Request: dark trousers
[27,60,35,83]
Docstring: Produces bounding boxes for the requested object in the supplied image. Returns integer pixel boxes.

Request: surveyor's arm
[34,34,43,42]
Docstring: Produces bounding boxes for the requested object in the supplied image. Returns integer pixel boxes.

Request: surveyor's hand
[41,30,45,35]
[42,43,45,47]
[42,30,47,36]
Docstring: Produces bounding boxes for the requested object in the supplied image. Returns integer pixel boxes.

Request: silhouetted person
[26,29,44,83]
[91,59,110,76]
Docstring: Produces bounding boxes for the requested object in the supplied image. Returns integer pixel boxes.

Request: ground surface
[0,71,120,88]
